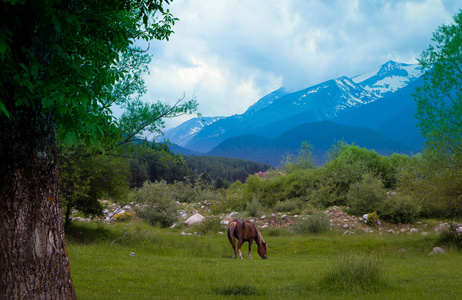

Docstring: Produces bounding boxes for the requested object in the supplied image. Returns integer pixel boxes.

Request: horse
[227,219,268,259]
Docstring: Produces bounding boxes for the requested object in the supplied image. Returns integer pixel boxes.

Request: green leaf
[0,101,10,118]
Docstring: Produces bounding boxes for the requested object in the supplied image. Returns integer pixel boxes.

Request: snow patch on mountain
[161,116,222,147]
[352,61,423,97]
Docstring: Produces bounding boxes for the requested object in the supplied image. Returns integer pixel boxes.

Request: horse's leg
[237,240,244,259]
[231,237,237,259]
[248,240,253,259]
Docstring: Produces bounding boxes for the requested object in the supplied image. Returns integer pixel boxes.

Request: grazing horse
[227,219,267,259]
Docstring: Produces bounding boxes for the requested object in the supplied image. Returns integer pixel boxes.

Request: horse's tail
[227,221,237,247]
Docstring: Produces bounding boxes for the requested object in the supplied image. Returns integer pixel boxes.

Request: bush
[245,196,265,217]
[131,181,179,228]
[436,222,462,249]
[346,172,387,216]
[292,210,330,235]
[169,181,197,203]
[319,252,385,292]
[194,216,223,235]
[379,195,421,224]
[274,198,301,212]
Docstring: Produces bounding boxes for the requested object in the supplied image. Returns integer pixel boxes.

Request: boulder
[184,213,204,226]
[429,247,445,255]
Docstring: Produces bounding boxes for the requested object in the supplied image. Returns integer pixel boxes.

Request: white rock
[363,214,369,220]
[457,227,462,233]
[260,225,268,229]
[410,228,419,233]
[281,215,287,219]
[343,224,349,229]
[184,213,204,226]
[103,209,109,214]
[170,223,178,229]
[429,247,445,255]
[220,220,230,225]
[260,215,266,220]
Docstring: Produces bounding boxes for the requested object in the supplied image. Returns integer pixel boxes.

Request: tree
[59,143,130,227]
[0,1,196,298]
[415,10,462,167]
[281,141,315,173]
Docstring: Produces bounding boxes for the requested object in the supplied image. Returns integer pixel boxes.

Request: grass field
[67,221,462,299]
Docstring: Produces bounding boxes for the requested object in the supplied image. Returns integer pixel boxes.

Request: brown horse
[227,219,267,259]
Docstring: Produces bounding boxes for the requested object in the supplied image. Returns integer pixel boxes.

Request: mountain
[208,121,415,166]
[352,61,422,96]
[160,116,222,147]
[182,61,422,153]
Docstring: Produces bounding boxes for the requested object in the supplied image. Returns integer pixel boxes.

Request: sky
[140,0,461,128]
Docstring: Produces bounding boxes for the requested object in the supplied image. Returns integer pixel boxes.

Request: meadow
[67,221,462,299]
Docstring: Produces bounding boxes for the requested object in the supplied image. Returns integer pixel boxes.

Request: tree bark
[0,108,76,299]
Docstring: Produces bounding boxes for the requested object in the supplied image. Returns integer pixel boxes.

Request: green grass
[67,221,462,299]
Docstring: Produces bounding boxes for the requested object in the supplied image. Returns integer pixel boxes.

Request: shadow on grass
[65,222,123,244]
[213,284,257,296]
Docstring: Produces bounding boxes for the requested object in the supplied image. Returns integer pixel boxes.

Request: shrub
[379,195,421,224]
[292,210,330,235]
[346,172,387,216]
[365,211,379,227]
[436,222,462,249]
[194,216,223,235]
[169,181,197,203]
[274,198,301,212]
[319,252,385,292]
[245,196,265,217]
[131,181,179,228]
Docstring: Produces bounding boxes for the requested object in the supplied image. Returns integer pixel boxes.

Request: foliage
[274,198,302,213]
[194,216,223,235]
[436,222,462,250]
[346,172,387,216]
[281,141,314,173]
[292,210,330,235]
[415,10,462,168]
[319,252,385,292]
[59,143,130,225]
[131,181,179,228]
[129,142,193,188]
[245,196,265,217]
[379,195,421,224]
[365,211,379,227]
[396,154,462,218]
[183,155,271,184]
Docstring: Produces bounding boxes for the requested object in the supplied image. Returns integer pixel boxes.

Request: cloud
[141,0,460,128]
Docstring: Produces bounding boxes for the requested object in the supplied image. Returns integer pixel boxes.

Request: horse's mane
[256,229,265,244]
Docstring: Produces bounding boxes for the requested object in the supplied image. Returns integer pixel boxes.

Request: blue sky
[140,0,460,128]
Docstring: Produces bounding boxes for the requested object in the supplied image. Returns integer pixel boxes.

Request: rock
[170,223,178,229]
[457,227,462,233]
[103,209,109,214]
[281,214,287,219]
[260,215,266,220]
[429,247,445,255]
[410,228,418,233]
[185,213,204,226]
[129,252,135,257]
[363,214,369,220]
[260,225,268,229]
[229,212,238,218]
[220,220,230,225]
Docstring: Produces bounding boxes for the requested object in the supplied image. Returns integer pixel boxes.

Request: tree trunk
[0,108,76,299]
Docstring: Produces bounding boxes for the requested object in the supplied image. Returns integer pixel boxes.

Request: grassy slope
[68,221,462,299]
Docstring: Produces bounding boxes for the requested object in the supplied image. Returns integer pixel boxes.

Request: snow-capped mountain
[352,61,423,96]
[167,61,422,153]
[160,116,222,147]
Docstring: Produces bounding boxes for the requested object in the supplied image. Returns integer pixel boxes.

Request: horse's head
[258,241,268,259]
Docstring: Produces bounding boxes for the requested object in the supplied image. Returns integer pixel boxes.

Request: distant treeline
[183,155,272,184]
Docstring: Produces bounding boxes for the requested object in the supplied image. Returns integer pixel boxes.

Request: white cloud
[141,0,460,128]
